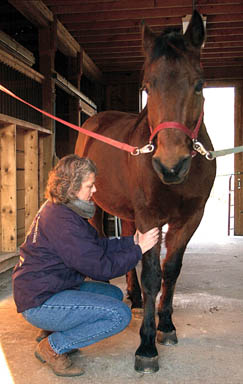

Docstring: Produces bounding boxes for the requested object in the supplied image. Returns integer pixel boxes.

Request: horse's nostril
[152,156,191,184]
[152,157,175,178]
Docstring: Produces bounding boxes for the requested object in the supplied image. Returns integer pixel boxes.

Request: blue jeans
[22,281,131,354]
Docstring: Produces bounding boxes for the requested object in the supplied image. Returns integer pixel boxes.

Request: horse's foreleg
[135,247,162,373]
[121,220,143,309]
[157,245,185,345]
[126,269,143,309]
[157,209,204,345]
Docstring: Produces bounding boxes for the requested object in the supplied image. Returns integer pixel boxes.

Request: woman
[12,154,159,377]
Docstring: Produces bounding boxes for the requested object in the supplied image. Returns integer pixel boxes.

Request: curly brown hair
[45,154,97,203]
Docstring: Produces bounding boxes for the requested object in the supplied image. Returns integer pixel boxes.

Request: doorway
[192,87,235,241]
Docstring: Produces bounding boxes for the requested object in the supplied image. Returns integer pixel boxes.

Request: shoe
[35,338,84,377]
[36,329,52,342]
[36,329,79,355]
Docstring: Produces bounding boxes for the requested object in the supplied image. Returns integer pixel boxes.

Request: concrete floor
[1,235,243,384]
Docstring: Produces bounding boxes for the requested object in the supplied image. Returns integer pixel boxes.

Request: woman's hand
[134,227,160,254]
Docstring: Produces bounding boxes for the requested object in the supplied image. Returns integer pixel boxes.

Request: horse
[75,10,216,373]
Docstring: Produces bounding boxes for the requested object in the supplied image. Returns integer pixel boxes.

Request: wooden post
[67,50,83,154]
[0,124,17,252]
[24,130,38,232]
[38,19,56,204]
[234,82,243,235]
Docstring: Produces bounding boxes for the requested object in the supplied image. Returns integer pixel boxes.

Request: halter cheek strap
[149,109,204,142]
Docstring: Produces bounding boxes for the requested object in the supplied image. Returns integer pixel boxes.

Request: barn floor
[1,233,243,384]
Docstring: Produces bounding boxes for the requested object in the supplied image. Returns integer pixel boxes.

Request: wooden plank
[0,47,44,83]
[17,170,25,190]
[8,0,53,28]
[59,5,243,24]
[17,209,25,229]
[38,135,46,205]
[0,30,35,67]
[0,114,51,135]
[16,151,25,169]
[0,252,20,274]
[17,189,25,209]
[0,124,17,252]
[9,0,103,82]
[0,140,1,251]
[24,130,38,232]
[16,128,24,151]
[17,229,25,247]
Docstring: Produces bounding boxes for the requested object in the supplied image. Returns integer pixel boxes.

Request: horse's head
[142,10,205,185]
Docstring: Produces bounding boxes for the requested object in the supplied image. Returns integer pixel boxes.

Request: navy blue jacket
[12,201,142,313]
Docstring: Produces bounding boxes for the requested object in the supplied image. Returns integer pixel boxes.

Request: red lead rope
[0,85,137,154]
[0,84,203,155]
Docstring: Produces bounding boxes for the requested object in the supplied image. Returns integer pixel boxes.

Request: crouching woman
[12,154,159,377]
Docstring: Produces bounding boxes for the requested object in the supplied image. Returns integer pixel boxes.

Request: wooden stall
[0,32,52,270]
[0,114,51,253]
[0,1,104,274]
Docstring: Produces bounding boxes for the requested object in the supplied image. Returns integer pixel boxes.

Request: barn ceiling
[1,0,243,81]
[41,0,243,80]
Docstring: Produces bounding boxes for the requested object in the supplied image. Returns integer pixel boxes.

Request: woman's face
[76,172,96,201]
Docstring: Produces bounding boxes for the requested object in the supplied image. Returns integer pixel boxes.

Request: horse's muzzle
[152,156,191,184]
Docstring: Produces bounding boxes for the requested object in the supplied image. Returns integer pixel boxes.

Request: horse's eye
[195,80,204,95]
[142,83,150,95]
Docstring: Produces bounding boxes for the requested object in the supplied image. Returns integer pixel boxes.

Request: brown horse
[75,10,216,373]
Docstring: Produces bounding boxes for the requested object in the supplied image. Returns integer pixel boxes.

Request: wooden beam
[0,47,44,83]
[56,19,80,58]
[65,13,243,33]
[9,0,104,83]
[8,0,53,28]
[44,0,240,14]
[0,114,51,135]
[0,30,35,67]
[0,124,17,252]
[57,4,243,24]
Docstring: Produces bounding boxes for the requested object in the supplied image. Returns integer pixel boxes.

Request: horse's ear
[184,10,205,49]
[141,20,156,57]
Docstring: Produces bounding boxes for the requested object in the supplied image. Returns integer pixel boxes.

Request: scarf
[65,199,96,219]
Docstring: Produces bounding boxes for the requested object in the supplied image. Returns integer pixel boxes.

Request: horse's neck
[133,107,149,132]
[137,106,148,126]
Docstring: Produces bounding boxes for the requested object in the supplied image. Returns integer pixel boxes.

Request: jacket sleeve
[52,214,142,281]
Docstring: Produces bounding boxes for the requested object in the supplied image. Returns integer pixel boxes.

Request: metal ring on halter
[131,147,140,156]
[193,140,215,161]
[139,143,155,154]
[205,152,215,160]
[131,143,155,156]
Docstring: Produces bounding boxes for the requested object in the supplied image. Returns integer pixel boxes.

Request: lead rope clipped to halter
[0,84,242,160]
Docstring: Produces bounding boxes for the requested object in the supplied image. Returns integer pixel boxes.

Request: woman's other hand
[134,227,160,254]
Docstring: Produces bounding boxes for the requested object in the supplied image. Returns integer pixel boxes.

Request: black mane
[152,28,186,61]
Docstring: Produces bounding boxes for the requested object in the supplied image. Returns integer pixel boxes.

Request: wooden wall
[105,72,140,113]
[0,115,51,253]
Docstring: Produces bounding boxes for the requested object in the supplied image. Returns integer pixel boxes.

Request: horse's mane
[152,28,186,61]
[134,105,148,130]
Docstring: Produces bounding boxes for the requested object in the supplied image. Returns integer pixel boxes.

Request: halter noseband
[149,109,204,142]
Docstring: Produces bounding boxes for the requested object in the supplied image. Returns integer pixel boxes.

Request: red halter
[149,110,204,142]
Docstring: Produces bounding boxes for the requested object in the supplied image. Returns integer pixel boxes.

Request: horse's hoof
[132,308,144,319]
[157,330,178,345]
[134,355,159,373]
